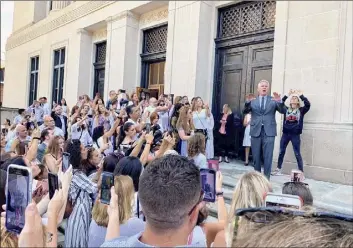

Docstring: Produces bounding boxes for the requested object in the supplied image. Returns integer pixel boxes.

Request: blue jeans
[277,133,304,172]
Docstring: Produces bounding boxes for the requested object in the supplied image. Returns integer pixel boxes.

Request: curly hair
[187,133,206,158]
[64,139,82,169]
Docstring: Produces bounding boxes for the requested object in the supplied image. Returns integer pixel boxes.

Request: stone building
[3,1,352,184]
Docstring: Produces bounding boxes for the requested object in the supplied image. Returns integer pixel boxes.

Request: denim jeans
[277,133,304,172]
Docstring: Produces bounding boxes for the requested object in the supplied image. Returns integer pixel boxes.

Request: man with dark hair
[39,96,51,115]
[101,155,204,247]
[126,105,143,134]
[13,108,26,125]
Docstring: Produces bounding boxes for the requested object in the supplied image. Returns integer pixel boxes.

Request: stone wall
[271,1,353,185]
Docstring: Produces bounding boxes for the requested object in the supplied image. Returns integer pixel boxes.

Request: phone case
[5,165,33,234]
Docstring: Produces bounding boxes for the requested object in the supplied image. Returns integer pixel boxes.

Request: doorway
[93,41,107,98]
[213,1,276,158]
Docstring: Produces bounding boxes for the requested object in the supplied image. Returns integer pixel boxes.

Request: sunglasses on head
[188,190,205,216]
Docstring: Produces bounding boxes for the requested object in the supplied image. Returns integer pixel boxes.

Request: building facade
[3,1,353,184]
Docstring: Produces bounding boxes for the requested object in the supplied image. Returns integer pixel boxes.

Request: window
[52,48,65,104]
[140,25,168,93]
[49,0,53,11]
[28,56,39,105]
[93,41,106,98]
[0,68,4,83]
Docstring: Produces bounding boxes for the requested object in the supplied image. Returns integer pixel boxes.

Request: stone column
[104,11,139,96]
[164,1,215,103]
[51,1,71,11]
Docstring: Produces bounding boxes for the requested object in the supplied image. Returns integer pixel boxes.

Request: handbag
[195,111,208,140]
[64,189,81,219]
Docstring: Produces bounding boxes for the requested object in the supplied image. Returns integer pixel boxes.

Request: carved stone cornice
[108,10,140,23]
[140,6,168,26]
[6,1,115,51]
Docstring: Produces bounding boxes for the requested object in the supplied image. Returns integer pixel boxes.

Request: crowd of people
[0,81,352,247]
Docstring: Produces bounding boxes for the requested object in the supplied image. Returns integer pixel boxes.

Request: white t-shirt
[192,153,208,169]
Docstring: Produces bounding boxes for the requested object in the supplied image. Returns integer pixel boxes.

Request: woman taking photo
[218,104,234,163]
[272,90,311,176]
[116,122,137,155]
[59,98,70,117]
[88,176,145,247]
[64,139,99,248]
[176,106,194,157]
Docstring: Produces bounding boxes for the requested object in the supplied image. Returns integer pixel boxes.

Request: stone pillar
[76,28,93,98]
[105,11,139,96]
[51,1,71,11]
[164,1,215,103]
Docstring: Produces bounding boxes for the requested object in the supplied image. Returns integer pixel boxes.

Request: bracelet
[33,137,41,140]
[216,192,224,197]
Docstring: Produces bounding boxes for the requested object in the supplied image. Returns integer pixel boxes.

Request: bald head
[257,80,270,96]
[43,115,55,128]
[149,97,157,107]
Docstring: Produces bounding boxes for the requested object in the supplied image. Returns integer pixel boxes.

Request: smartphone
[265,193,303,210]
[120,89,126,94]
[5,164,33,234]
[100,172,114,205]
[145,123,151,133]
[62,152,70,173]
[48,172,59,199]
[291,169,304,182]
[200,168,216,203]
[207,159,219,171]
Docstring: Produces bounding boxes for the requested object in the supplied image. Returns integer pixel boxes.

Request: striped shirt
[64,170,98,248]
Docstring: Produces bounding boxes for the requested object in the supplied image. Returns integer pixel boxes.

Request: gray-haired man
[243,80,285,179]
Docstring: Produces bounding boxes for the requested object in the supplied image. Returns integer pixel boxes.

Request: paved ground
[58,159,353,244]
[207,159,353,217]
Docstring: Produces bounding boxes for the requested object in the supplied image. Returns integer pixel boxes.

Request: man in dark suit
[243,80,285,179]
[51,105,68,140]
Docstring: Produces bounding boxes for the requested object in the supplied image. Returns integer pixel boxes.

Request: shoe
[244,161,249,166]
[219,157,223,163]
[225,157,229,163]
[271,168,283,176]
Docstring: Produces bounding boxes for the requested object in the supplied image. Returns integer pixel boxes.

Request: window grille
[143,25,168,54]
[95,42,107,63]
[52,48,65,104]
[219,1,276,38]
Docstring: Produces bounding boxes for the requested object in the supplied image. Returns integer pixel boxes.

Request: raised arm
[297,90,311,115]
[243,94,255,114]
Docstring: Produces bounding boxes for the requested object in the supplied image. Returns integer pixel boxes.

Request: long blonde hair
[226,171,272,246]
[46,136,64,158]
[223,104,232,115]
[176,106,194,134]
[92,175,135,227]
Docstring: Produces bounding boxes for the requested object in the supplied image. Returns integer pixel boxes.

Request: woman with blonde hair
[88,175,145,247]
[188,133,207,168]
[43,135,64,173]
[213,171,272,247]
[217,104,234,163]
[176,106,195,157]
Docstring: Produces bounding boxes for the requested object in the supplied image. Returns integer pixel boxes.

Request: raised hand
[216,171,223,193]
[246,93,256,101]
[272,92,281,101]
[18,203,44,247]
[296,90,303,96]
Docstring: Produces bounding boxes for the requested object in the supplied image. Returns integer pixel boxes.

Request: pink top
[219,114,228,134]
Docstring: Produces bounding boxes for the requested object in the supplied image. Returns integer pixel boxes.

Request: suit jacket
[243,95,285,137]
[51,111,68,138]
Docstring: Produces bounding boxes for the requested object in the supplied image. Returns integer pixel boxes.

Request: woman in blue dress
[176,106,194,157]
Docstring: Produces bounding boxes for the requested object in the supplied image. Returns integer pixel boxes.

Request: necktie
[261,96,265,111]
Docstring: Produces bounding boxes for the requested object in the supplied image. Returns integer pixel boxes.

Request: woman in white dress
[192,97,213,159]
[242,113,251,166]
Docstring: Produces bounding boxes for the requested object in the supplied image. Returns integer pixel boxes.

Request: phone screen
[48,172,59,199]
[100,172,114,204]
[145,123,151,133]
[62,152,70,173]
[200,168,216,203]
[6,165,32,234]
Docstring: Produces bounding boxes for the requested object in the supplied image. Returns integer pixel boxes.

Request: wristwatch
[216,192,224,197]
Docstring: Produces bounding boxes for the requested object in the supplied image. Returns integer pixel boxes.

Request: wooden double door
[214,41,274,158]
